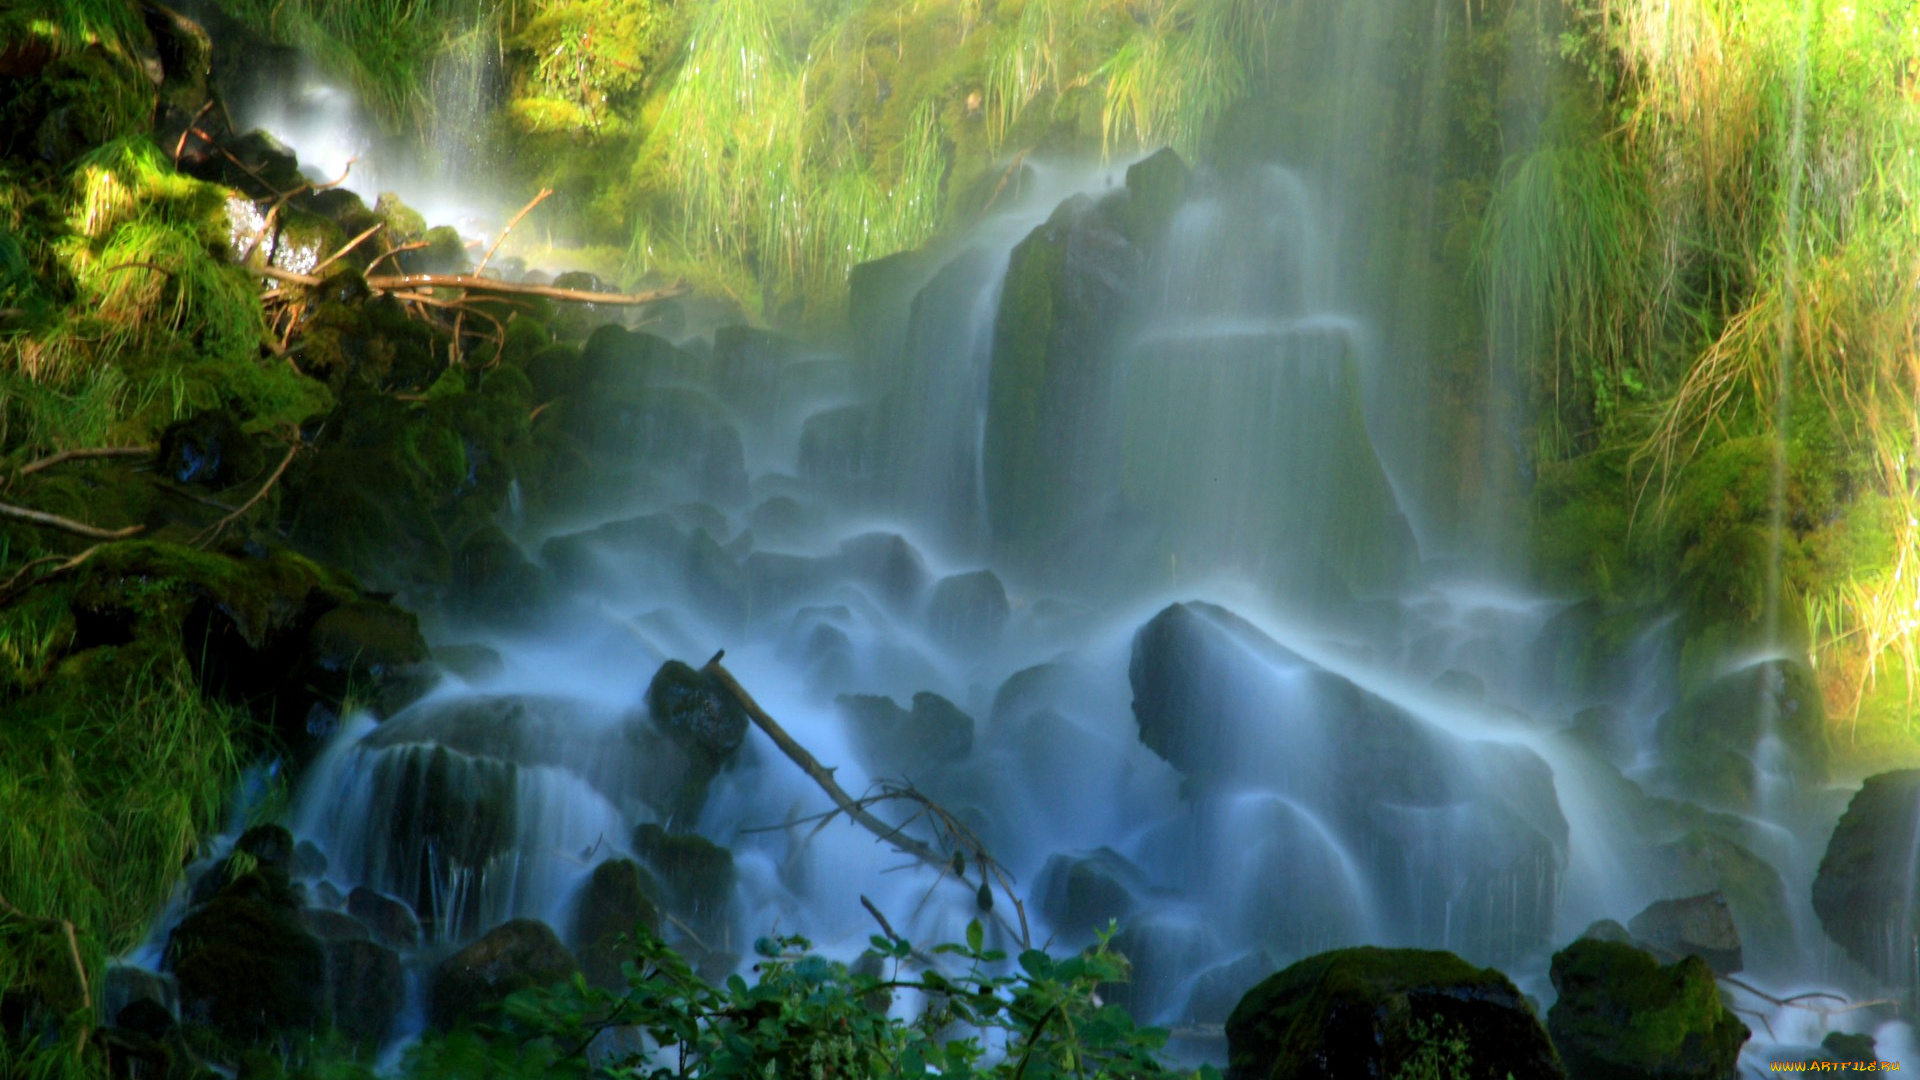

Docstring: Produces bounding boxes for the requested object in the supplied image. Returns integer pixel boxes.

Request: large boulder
[926,570,1011,652]
[429,918,578,1031]
[631,824,736,938]
[1038,848,1141,940]
[1651,831,1794,973]
[1129,601,1567,962]
[1813,769,1920,985]
[1547,938,1748,1080]
[1627,892,1743,975]
[166,894,326,1043]
[1224,947,1565,1080]
[324,938,403,1048]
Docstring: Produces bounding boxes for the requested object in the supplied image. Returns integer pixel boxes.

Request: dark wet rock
[429,918,577,1031]
[326,937,404,1047]
[837,532,929,611]
[543,511,689,590]
[990,662,1082,728]
[985,189,1143,566]
[1103,919,1218,1020]
[580,383,748,503]
[746,551,838,614]
[631,824,735,936]
[435,642,505,683]
[113,996,177,1041]
[1038,848,1140,940]
[297,598,436,719]
[748,495,810,544]
[1579,919,1635,945]
[104,965,174,1031]
[397,224,471,276]
[1656,657,1828,813]
[367,744,518,939]
[298,908,371,943]
[645,660,749,769]
[799,404,874,483]
[1824,1031,1878,1064]
[927,570,1010,652]
[167,894,326,1042]
[189,851,298,910]
[685,528,749,631]
[312,880,344,909]
[1814,769,1920,985]
[289,840,328,879]
[236,824,294,867]
[1628,891,1743,974]
[449,525,548,626]
[1183,951,1272,1026]
[712,324,803,425]
[836,691,973,779]
[158,409,261,488]
[347,887,421,952]
[1128,601,1567,962]
[1547,938,1747,1080]
[1226,946,1565,1080]
[572,858,662,989]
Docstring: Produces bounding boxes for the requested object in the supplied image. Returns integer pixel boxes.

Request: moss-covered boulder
[1546,938,1748,1080]
[166,892,326,1043]
[1224,946,1565,1080]
[1654,657,1827,814]
[645,660,749,774]
[296,598,435,718]
[571,857,661,990]
[0,15,154,168]
[367,744,520,941]
[428,918,576,1031]
[1813,769,1920,986]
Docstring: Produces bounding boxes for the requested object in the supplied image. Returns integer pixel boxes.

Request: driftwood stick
[364,240,429,276]
[705,653,1031,947]
[19,446,151,476]
[0,500,142,540]
[704,654,947,869]
[254,265,690,307]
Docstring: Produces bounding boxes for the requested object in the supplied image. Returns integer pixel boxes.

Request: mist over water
[189,12,1891,1069]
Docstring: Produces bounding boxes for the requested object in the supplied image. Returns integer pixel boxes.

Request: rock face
[927,570,1011,651]
[429,919,578,1031]
[1813,769,1920,985]
[1039,848,1141,940]
[1129,601,1567,962]
[1652,831,1794,973]
[1628,892,1743,974]
[632,824,736,937]
[646,660,750,769]
[1546,939,1748,1080]
[1224,947,1566,1080]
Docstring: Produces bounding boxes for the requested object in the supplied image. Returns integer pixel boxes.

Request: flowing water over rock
[145,92,1894,1074]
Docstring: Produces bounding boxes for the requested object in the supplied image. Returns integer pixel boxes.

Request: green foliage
[398,921,1204,1080]
[1389,1017,1475,1080]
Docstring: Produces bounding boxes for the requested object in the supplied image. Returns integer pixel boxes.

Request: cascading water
[149,9,1913,1073]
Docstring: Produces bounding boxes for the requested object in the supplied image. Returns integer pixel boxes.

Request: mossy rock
[296,598,435,718]
[372,744,520,940]
[1224,946,1566,1080]
[428,918,576,1031]
[1545,939,1748,1080]
[1654,657,1827,814]
[166,893,326,1043]
[397,225,470,276]
[571,857,661,990]
[644,660,748,772]
[630,824,735,937]
[1652,831,1795,975]
[0,34,154,167]
[448,525,549,627]
[158,408,262,489]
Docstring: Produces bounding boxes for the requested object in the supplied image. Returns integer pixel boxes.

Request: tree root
[0,500,143,540]
[193,439,299,547]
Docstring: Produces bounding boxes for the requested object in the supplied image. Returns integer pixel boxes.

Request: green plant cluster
[225,921,1204,1080]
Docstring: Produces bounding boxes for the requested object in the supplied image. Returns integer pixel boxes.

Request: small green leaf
[965,919,984,953]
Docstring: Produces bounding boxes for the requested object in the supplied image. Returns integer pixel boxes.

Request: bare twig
[311,222,385,276]
[19,446,150,476]
[172,100,216,166]
[860,895,898,941]
[193,440,299,547]
[475,188,552,278]
[365,240,430,277]
[0,500,143,540]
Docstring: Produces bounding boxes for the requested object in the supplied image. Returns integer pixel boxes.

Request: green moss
[1546,939,1747,1079]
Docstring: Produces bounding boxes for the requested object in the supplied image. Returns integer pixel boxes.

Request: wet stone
[347,886,421,952]
[429,918,577,1031]
[1627,891,1743,974]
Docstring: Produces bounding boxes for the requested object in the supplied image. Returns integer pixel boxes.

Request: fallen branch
[311,222,385,276]
[0,500,143,540]
[193,440,299,547]
[256,265,691,307]
[19,446,151,476]
[0,544,109,604]
[704,653,1031,947]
